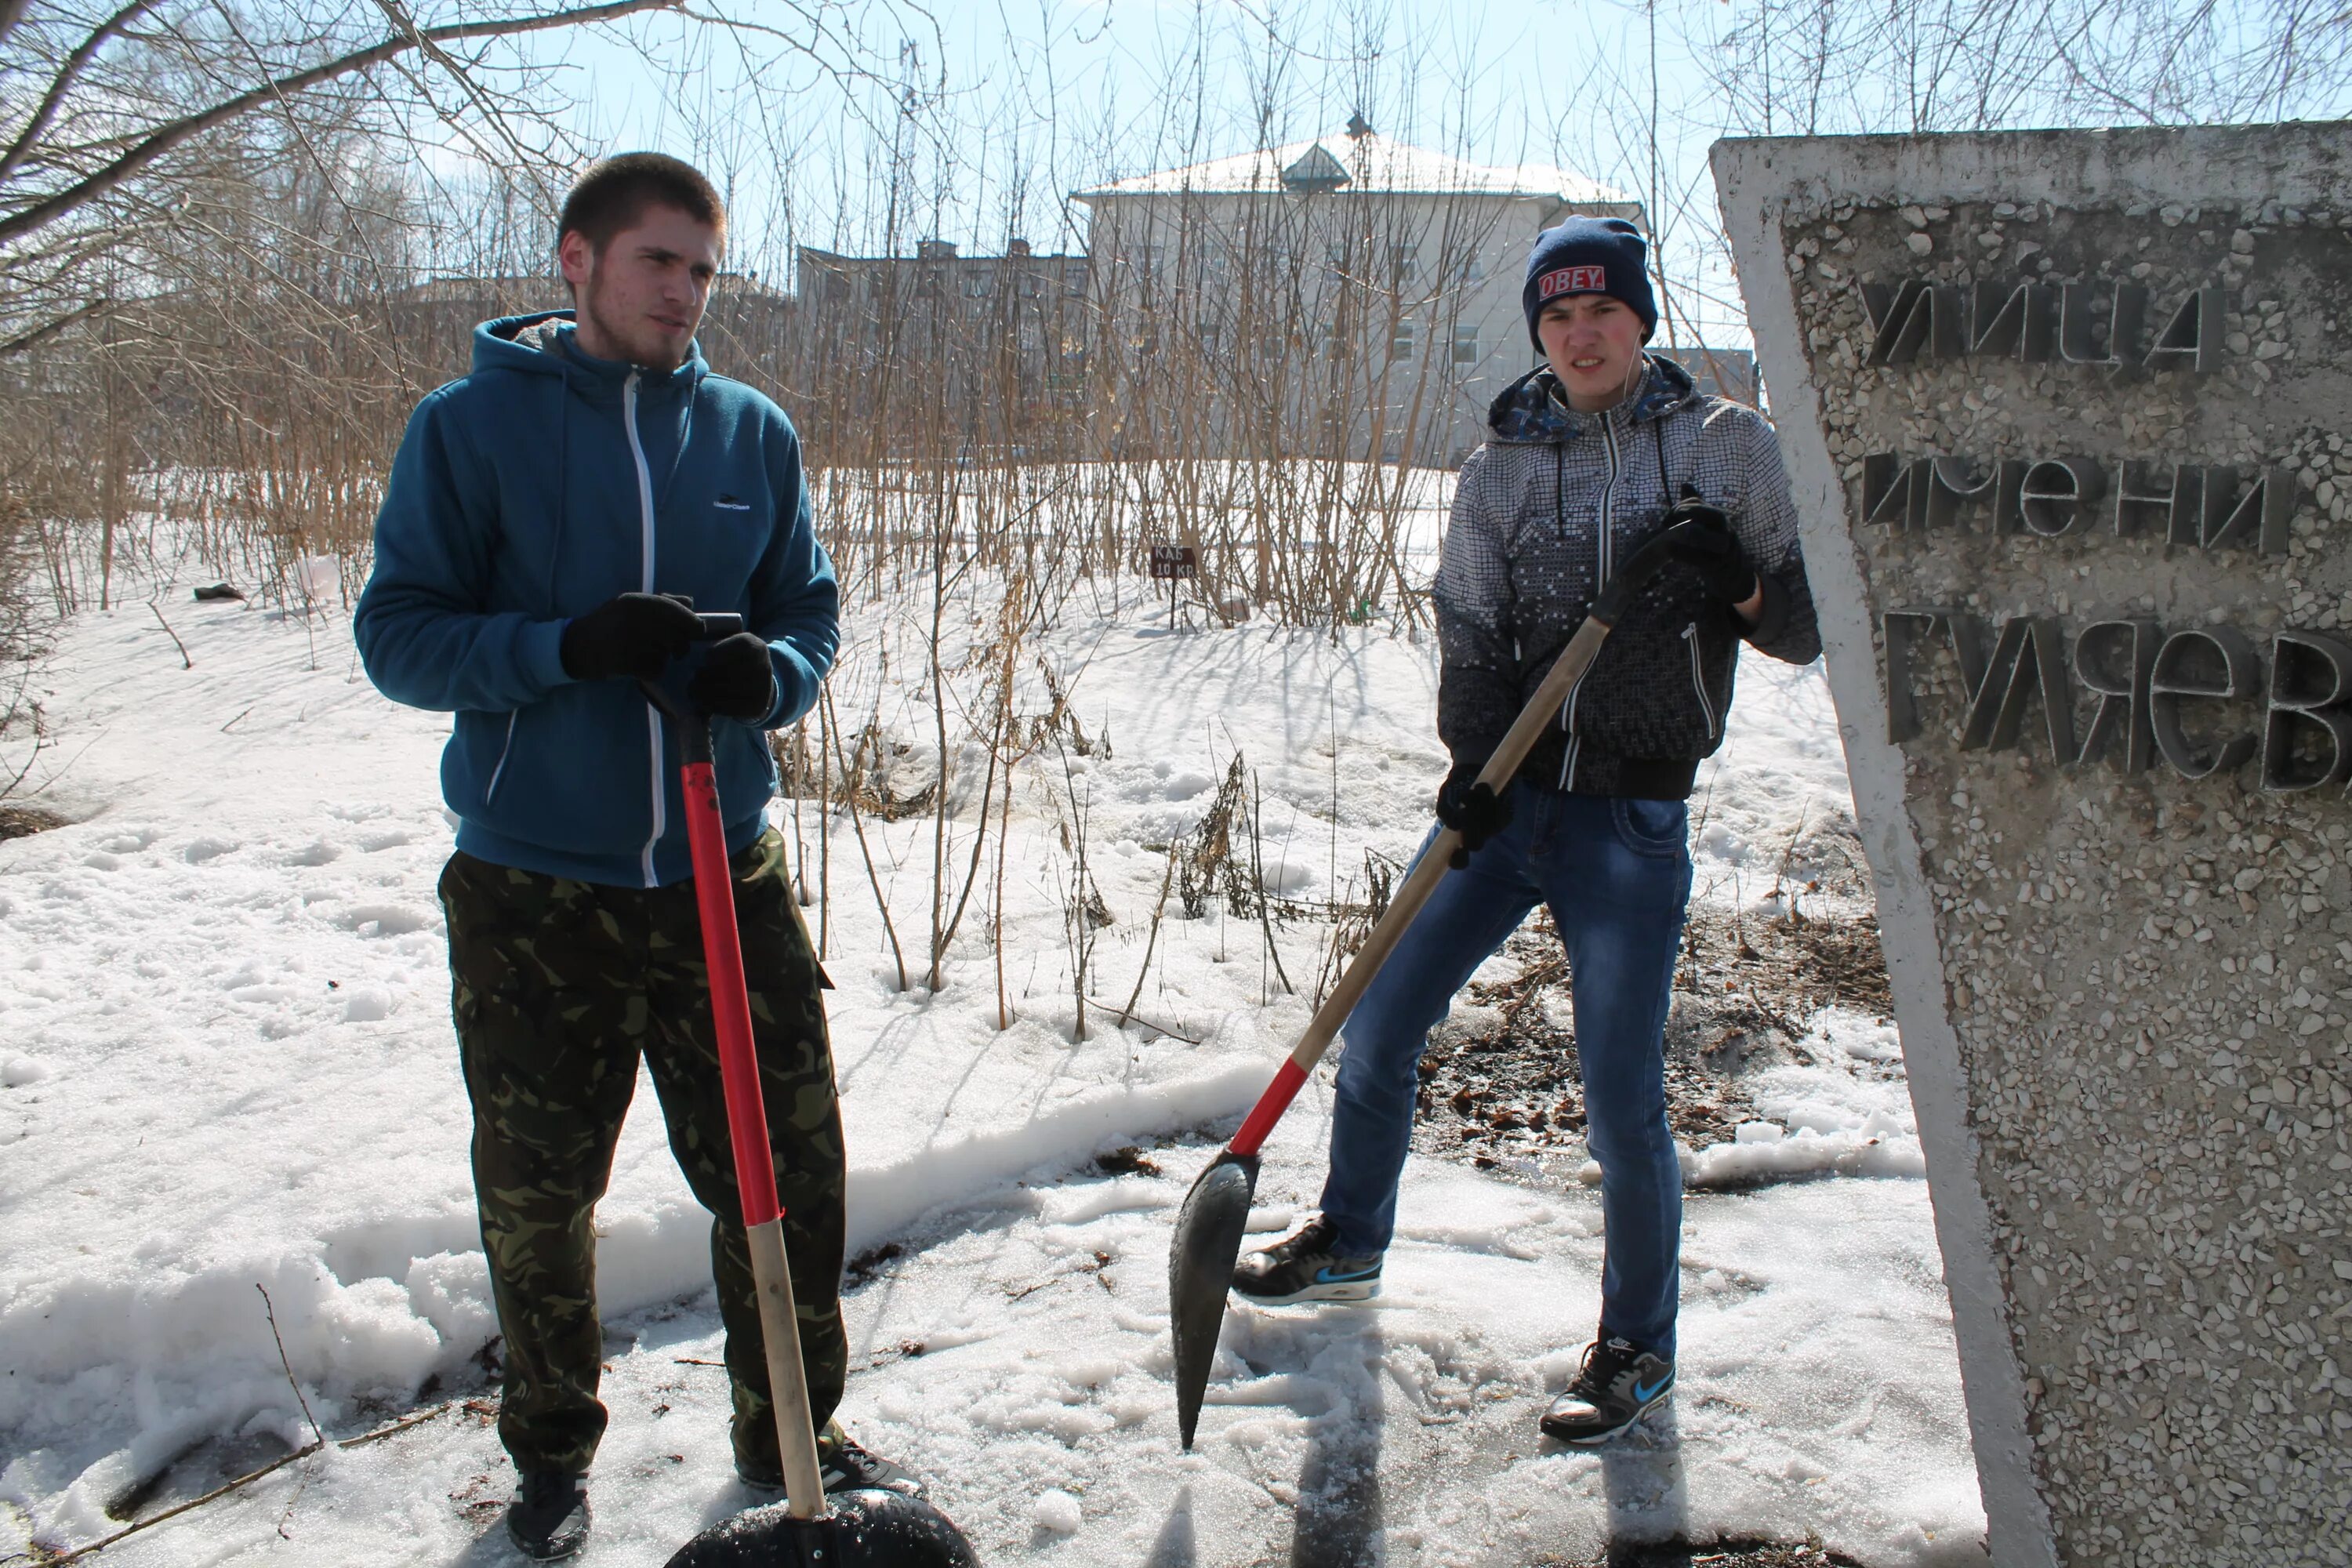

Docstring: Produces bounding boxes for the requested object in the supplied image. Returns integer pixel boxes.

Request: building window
[1451,325,1479,365]
[962,270,989,299]
[1389,245,1416,284]
[1391,320,1415,358]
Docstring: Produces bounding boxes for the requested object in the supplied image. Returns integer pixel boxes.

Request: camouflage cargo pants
[437,828,846,1478]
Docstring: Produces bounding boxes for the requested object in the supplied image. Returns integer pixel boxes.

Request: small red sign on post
[1149,544,1200,581]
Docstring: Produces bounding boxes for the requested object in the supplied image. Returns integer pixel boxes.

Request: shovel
[1168,530,1690,1449]
[647,617,979,1568]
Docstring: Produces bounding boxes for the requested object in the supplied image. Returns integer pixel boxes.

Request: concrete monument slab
[1714,125,2352,1566]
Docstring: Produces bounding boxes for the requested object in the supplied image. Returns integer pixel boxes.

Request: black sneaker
[1537,1337,1675,1446]
[1230,1215,1384,1304]
[821,1432,926,1498]
[735,1432,927,1500]
[506,1470,590,1560]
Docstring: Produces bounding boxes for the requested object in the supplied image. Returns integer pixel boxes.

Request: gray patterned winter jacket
[1435,354,1820,799]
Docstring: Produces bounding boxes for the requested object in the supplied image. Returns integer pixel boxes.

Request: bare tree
[0,1,691,355]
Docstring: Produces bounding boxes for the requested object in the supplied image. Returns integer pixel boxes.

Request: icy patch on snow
[1668,1011,1926,1189]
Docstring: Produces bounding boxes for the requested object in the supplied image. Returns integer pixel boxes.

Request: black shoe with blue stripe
[1538,1336,1675,1445]
[1230,1215,1384,1304]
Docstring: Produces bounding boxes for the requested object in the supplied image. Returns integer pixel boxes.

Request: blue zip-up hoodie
[355,310,839,887]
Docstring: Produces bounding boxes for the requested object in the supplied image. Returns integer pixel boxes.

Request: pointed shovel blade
[1167,1148,1260,1450]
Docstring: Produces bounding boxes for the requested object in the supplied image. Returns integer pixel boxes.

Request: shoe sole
[507,1527,588,1562]
[1231,1278,1382,1305]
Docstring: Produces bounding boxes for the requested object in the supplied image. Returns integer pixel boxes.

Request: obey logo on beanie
[1523,216,1657,349]
[1536,264,1608,300]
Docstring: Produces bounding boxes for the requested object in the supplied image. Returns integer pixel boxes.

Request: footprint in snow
[337,904,435,938]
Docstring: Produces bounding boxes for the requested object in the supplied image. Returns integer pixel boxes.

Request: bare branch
[0,0,684,248]
[0,295,108,358]
[0,0,166,183]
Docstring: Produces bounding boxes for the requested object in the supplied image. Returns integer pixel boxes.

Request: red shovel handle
[680,758,781,1229]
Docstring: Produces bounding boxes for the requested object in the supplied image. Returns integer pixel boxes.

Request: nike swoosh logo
[1633,1374,1672,1403]
[1315,1264,1381,1284]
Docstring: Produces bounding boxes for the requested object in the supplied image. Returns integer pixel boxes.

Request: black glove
[1435,760,1512,869]
[688,631,779,723]
[1658,495,1758,605]
[559,592,703,682]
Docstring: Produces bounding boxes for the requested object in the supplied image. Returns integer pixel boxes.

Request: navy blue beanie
[1523,216,1657,348]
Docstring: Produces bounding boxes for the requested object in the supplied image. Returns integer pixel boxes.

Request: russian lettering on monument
[1715,127,2351,1568]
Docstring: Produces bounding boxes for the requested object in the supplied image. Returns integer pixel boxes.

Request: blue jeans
[1318,784,1693,1357]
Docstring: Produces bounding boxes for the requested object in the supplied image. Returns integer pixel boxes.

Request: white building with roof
[1073,121,1643,463]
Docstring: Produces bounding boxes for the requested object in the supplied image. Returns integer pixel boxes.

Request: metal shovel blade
[1168,1148,1261,1450]
[662,1487,981,1567]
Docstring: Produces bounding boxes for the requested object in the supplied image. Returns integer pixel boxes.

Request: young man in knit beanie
[1233,215,1821,1446]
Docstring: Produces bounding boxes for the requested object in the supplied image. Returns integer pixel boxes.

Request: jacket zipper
[624,369,665,888]
[485,712,520,804]
[1558,409,1623,790]
[1683,622,1721,741]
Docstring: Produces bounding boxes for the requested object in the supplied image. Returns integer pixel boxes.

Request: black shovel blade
[1168,1148,1260,1450]
[662,1488,981,1567]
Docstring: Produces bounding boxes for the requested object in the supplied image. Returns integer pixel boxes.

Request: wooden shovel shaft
[1226,612,1614,1158]
[744,1218,830,1518]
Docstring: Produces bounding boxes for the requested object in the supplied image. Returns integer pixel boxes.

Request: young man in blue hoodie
[356,154,913,1560]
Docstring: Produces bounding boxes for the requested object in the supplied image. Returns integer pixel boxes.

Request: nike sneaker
[1230,1214,1384,1304]
[1538,1336,1675,1445]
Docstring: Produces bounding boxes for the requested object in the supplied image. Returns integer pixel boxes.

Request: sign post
[1149,543,1199,631]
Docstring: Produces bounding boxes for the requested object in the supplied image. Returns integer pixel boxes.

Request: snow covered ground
[0,572,1985,1566]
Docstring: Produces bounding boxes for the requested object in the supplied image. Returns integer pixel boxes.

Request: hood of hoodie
[1484,352,1700,445]
[472,309,709,406]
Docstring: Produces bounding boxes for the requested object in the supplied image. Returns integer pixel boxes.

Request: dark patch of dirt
[1094,1144,1162,1177]
[1411,897,1891,1171]
[1545,1540,1870,1568]
[0,802,67,840]
[845,1241,904,1285]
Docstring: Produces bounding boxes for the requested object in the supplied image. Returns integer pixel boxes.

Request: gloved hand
[688,631,779,723]
[1657,495,1757,605]
[1435,760,1512,869]
[559,592,703,682]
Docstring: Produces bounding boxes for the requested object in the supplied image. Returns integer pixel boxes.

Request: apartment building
[1073,121,1643,462]
[793,238,1091,458]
